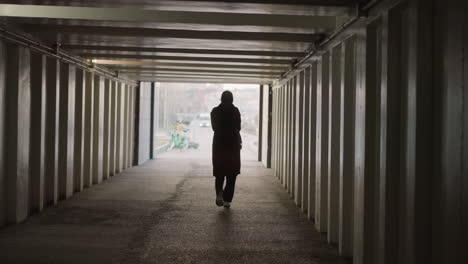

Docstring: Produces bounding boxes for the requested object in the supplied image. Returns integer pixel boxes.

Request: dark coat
[211,103,241,177]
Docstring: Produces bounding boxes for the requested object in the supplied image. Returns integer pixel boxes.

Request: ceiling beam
[95,60,288,70]
[80,53,292,65]
[115,68,281,76]
[168,0,358,6]
[129,73,273,79]
[20,24,322,42]
[142,78,269,84]
[138,76,271,84]
[0,4,337,29]
[126,71,276,78]
[63,45,307,57]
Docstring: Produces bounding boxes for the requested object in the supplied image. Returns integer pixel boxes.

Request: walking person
[211,91,242,208]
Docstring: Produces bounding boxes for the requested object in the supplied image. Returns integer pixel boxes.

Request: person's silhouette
[211,91,242,208]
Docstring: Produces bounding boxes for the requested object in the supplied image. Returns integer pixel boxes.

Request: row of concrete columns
[0,40,136,226]
[271,1,438,264]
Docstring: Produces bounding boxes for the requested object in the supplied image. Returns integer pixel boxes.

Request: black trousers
[215,175,237,202]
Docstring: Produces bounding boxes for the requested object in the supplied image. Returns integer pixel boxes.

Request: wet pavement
[0,150,347,264]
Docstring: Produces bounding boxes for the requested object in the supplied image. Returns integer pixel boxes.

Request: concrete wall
[270,0,466,263]
[0,39,137,227]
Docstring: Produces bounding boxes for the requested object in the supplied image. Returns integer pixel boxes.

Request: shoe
[216,192,224,207]
[223,201,231,208]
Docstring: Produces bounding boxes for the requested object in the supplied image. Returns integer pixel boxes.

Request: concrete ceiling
[0,0,365,84]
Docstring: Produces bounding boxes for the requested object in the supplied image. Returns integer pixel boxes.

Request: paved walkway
[0,152,347,264]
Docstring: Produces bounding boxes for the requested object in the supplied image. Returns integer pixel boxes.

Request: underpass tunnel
[0,0,467,264]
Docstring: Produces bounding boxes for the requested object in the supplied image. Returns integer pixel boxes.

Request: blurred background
[153,82,259,160]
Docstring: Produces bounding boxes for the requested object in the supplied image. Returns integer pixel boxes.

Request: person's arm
[210,109,218,132]
[235,107,242,148]
[235,107,241,132]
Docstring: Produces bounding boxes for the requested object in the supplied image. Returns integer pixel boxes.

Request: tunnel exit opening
[133,82,263,166]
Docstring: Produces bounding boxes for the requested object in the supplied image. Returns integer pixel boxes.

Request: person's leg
[223,175,237,202]
[215,176,225,195]
[215,176,225,206]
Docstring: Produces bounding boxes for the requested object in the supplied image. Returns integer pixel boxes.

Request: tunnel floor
[0,151,347,264]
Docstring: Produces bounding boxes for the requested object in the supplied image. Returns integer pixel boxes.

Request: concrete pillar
[29,52,46,213]
[45,57,60,205]
[433,1,467,263]
[109,80,116,176]
[92,75,104,184]
[276,87,280,172]
[115,82,122,173]
[266,85,273,168]
[290,77,297,197]
[102,79,111,180]
[83,71,94,187]
[278,86,282,179]
[315,53,330,233]
[274,88,277,171]
[276,87,281,181]
[4,44,31,223]
[271,89,276,171]
[276,88,280,171]
[149,83,155,160]
[133,84,141,164]
[282,84,286,184]
[295,71,304,207]
[339,37,356,256]
[281,85,286,186]
[275,87,279,178]
[377,9,404,264]
[405,1,434,263]
[302,67,311,214]
[286,81,291,191]
[353,20,374,264]
[128,86,134,167]
[58,63,75,200]
[286,80,291,191]
[258,85,264,162]
[0,41,6,226]
[328,44,342,244]
[275,87,281,180]
[308,64,318,220]
[73,69,85,192]
[359,20,382,264]
[122,84,128,169]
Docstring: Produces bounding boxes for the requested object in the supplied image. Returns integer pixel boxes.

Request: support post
[74,69,85,192]
[149,82,155,160]
[45,57,60,204]
[5,44,31,223]
[83,71,94,187]
[295,71,304,207]
[328,44,343,244]
[109,80,116,176]
[92,75,104,184]
[0,41,6,226]
[316,52,330,233]
[258,84,263,162]
[29,52,46,212]
[58,62,75,199]
[102,79,111,180]
[340,37,356,256]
